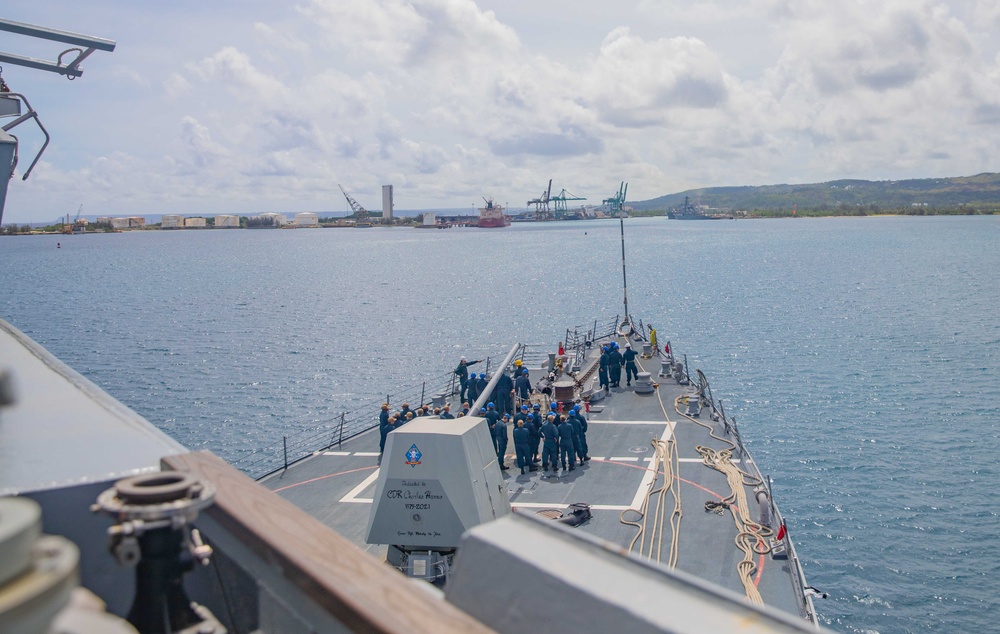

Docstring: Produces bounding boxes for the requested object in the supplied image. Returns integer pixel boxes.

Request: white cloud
[584,28,729,127]
[3,0,1000,223]
[193,47,282,97]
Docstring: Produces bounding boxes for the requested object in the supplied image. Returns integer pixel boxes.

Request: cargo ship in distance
[478,197,511,228]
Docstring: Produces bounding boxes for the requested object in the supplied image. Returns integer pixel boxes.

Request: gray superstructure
[667,195,724,220]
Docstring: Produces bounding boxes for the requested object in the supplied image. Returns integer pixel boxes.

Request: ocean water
[2,216,998,633]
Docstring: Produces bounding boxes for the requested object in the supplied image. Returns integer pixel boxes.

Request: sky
[2,0,1000,223]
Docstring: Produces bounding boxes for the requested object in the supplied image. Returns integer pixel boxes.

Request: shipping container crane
[527,179,553,220]
[551,189,586,214]
[338,184,370,220]
[603,181,628,215]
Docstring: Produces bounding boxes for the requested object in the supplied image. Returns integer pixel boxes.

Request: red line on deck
[591,458,766,586]
[273,465,378,493]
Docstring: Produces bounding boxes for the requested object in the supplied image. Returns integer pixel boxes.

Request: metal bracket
[0,18,116,78]
[1,93,49,180]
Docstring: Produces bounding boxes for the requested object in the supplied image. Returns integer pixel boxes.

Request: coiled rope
[618,347,682,569]
[674,393,773,605]
[611,330,775,603]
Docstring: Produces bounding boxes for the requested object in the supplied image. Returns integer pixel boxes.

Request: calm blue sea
[2,216,999,633]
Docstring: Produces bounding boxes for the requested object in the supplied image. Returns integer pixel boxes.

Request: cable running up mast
[613,181,630,321]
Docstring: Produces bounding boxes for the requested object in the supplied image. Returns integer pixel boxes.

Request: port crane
[527,179,553,220]
[338,184,370,220]
[550,189,586,215]
[603,181,628,215]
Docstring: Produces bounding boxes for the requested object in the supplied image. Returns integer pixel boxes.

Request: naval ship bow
[244,194,823,630]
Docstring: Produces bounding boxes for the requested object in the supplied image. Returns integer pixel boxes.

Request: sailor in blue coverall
[541,414,559,471]
[513,420,531,474]
[622,343,639,386]
[454,356,481,403]
[557,416,576,471]
[494,414,509,470]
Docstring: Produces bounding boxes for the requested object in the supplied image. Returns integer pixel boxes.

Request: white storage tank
[295,212,319,227]
[161,215,183,229]
[214,214,239,228]
[184,217,206,228]
[260,212,286,226]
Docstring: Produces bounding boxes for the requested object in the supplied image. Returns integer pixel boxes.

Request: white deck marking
[512,502,630,511]
[322,451,351,456]
[629,421,675,511]
[340,468,379,504]
[609,456,640,462]
[354,452,381,457]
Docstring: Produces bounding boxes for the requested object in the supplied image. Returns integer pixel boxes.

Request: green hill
[633,173,1000,215]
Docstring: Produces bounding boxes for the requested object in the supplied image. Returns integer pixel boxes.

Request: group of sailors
[378,352,592,476]
[377,398,590,476]
[598,341,639,389]
[378,402,458,456]
[504,401,590,475]
[453,356,533,415]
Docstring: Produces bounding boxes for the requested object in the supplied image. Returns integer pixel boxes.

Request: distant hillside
[633,173,1000,213]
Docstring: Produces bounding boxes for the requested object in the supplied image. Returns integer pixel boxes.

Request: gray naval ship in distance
[0,18,827,634]
[667,196,727,220]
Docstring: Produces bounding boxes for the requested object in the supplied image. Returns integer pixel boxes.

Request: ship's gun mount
[366,415,511,584]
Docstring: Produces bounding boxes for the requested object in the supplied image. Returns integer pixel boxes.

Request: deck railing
[697,376,819,624]
[230,368,459,480]
[231,317,619,481]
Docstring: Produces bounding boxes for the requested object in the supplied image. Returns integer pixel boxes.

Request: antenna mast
[615,182,629,320]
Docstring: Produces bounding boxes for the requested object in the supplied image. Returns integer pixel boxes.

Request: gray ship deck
[262,334,811,622]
